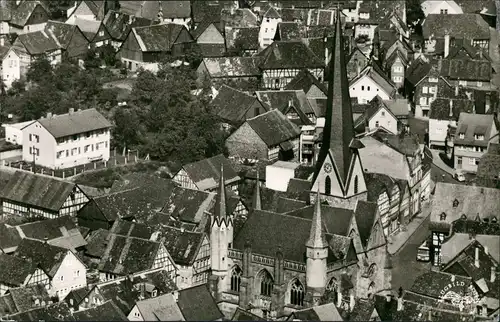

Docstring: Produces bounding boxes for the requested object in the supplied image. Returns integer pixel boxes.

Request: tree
[26,56,52,84]
[113,108,142,150]
[406,0,425,34]
[97,44,118,67]
[84,48,101,69]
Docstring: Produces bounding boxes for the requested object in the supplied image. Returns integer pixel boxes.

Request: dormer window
[440,212,447,221]
[492,217,497,223]
[453,199,459,208]
[474,134,484,140]
[429,77,438,83]
[152,290,158,297]
[459,133,465,139]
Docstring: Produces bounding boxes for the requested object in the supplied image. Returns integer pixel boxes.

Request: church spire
[252,170,262,211]
[214,164,229,223]
[314,9,355,186]
[306,189,328,249]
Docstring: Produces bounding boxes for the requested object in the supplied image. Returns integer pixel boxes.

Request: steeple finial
[252,170,262,211]
[214,164,228,221]
[313,8,355,188]
[306,188,328,249]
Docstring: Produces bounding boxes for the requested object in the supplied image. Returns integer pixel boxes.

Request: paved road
[391,213,432,291]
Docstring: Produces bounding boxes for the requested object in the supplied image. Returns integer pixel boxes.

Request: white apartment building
[21,108,112,169]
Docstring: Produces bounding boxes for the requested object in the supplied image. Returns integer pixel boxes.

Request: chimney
[288,99,293,108]
[444,31,450,58]
[356,59,361,76]
[44,237,48,244]
[455,86,459,97]
[0,38,4,47]
[171,290,179,302]
[451,274,455,282]
[397,297,404,311]
[337,289,342,307]
[115,12,118,19]
[485,246,489,255]
[491,266,496,283]
[180,227,185,233]
[386,293,392,302]
[449,100,453,117]
[69,108,74,114]
[47,112,53,118]
[475,247,480,268]
[349,294,355,311]
[428,310,433,321]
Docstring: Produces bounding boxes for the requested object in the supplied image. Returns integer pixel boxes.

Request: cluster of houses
[0,0,498,321]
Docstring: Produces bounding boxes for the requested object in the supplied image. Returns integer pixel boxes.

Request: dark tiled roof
[354,200,378,248]
[98,234,163,275]
[136,269,178,294]
[109,219,153,239]
[232,307,266,321]
[16,30,59,55]
[372,294,398,321]
[211,85,263,124]
[96,280,141,315]
[256,40,324,69]
[10,0,48,27]
[177,284,224,321]
[73,300,127,321]
[348,298,376,321]
[157,226,205,265]
[358,0,405,24]
[285,204,354,236]
[18,216,77,241]
[286,178,312,201]
[221,8,259,28]
[275,197,307,213]
[409,271,472,299]
[0,171,77,212]
[454,113,496,147]
[84,228,110,258]
[133,23,191,52]
[364,172,399,202]
[429,98,474,120]
[441,59,491,82]
[6,301,74,321]
[226,27,259,50]
[372,132,421,157]
[108,173,177,201]
[422,14,490,40]
[203,57,262,78]
[119,1,190,20]
[39,108,111,138]
[182,154,239,190]
[255,89,316,116]
[192,1,222,23]
[103,10,155,41]
[45,21,88,50]
[405,58,432,86]
[285,69,327,95]
[275,22,306,41]
[15,239,69,278]
[161,186,214,224]
[246,110,301,147]
[0,223,21,253]
[0,253,35,286]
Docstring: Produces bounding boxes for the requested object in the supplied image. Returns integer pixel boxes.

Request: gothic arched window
[258,270,274,297]
[230,266,242,292]
[367,264,377,278]
[325,176,331,195]
[326,277,338,292]
[354,175,359,194]
[367,281,375,298]
[290,279,304,306]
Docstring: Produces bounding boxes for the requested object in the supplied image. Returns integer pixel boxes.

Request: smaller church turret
[305,189,329,306]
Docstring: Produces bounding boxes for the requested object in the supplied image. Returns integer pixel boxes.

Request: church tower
[209,165,233,298]
[311,9,367,209]
[305,190,328,306]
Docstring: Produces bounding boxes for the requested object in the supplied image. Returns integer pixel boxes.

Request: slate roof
[161,186,215,224]
[454,113,496,147]
[256,40,324,69]
[109,219,153,240]
[255,89,317,116]
[44,21,88,50]
[0,253,35,286]
[156,226,205,265]
[430,183,500,228]
[354,200,379,248]
[177,284,224,321]
[285,69,327,95]
[15,239,70,278]
[231,307,266,321]
[132,23,191,52]
[221,8,259,28]
[441,233,500,265]
[0,223,22,254]
[96,279,141,315]
[108,173,177,199]
[291,303,343,321]
[17,216,87,250]
[119,1,190,20]
[191,1,222,24]
[203,57,263,78]
[440,59,491,82]
[103,10,155,41]
[422,14,491,39]
[405,58,432,86]
[211,85,264,124]
[429,98,474,120]
[73,300,128,321]
[0,171,77,212]
[134,293,184,321]
[225,27,259,50]
[246,110,301,147]
[6,300,74,321]
[275,22,306,41]
[234,209,354,263]
[98,233,165,275]
[275,197,307,213]
[38,108,111,139]
[9,0,48,27]
[286,178,312,201]
[84,228,110,258]
[409,270,472,299]
[180,154,240,191]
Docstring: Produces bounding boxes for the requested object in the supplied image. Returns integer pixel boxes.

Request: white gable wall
[350,76,391,104]
[128,305,145,321]
[345,154,367,197]
[312,152,344,197]
[368,108,398,134]
[421,0,463,16]
[259,17,281,48]
[1,48,21,89]
[52,251,87,300]
[429,119,449,147]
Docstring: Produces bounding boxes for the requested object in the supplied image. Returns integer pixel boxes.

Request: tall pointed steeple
[252,170,262,211]
[214,164,229,223]
[314,9,355,186]
[306,189,328,249]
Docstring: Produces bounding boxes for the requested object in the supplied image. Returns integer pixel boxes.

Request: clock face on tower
[323,163,332,173]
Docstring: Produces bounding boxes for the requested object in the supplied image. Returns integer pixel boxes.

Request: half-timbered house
[256,40,324,89]
[0,254,50,295]
[0,171,89,219]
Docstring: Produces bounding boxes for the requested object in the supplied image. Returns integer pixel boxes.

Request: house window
[230,266,242,292]
[393,76,403,83]
[469,157,476,165]
[254,107,260,116]
[453,199,459,207]
[381,111,385,117]
[152,290,157,297]
[367,264,377,277]
[459,133,465,139]
[274,79,279,87]
[457,156,462,165]
[459,80,467,86]
[361,85,365,91]
[422,86,428,94]
[290,279,304,306]
[60,275,64,281]
[367,86,371,91]
[420,97,427,106]
[430,86,437,93]
[325,176,331,195]
[98,31,104,36]
[440,212,446,221]
[474,134,485,140]
[375,121,379,127]
[354,175,359,194]
[477,81,482,87]
[440,9,448,14]
[429,77,438,83]
[259,270,274,297]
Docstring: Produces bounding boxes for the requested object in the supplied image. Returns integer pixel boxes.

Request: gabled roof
[0,223,22,254]
[350,63,395,97]
[132,23,191,52]
[134,293,184,321]
[255,89,317,116]
[422,14,491,39]
[408,270,472,299]
[180,154,240,191]
[103,10,155,41]
[275,22,306,41]
[354,95,397,130]
[9,0,48,27]
[73,300,128,321]
[263,6,281,19]
[225,27,259,50]
[119,1,190,20]
[44,20,88,50]
[203,57,263,78]
[232,307,266,321]
[246,110,301,147]
[177,284,225,321]
[190,21,222,40]
[454,113,496,147]
[156,226,205,265]
[161,186,215,224]
[405,57,432,86]
[6,298,73,321]
[256,40,324,69]
[441,233,500,264]
[0,171,78,212]
[0,253,35,286]
[84,228,110,259]
[15,239,72,278]
[290,302,343,321]
[73,18,101,41]
[354,200,379,249]
[211,85,265,124]
[37,108,112,138]
[16,30,60,55]
[285,69,327,96]
[191,1,222,23]
[440,58,491,82]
